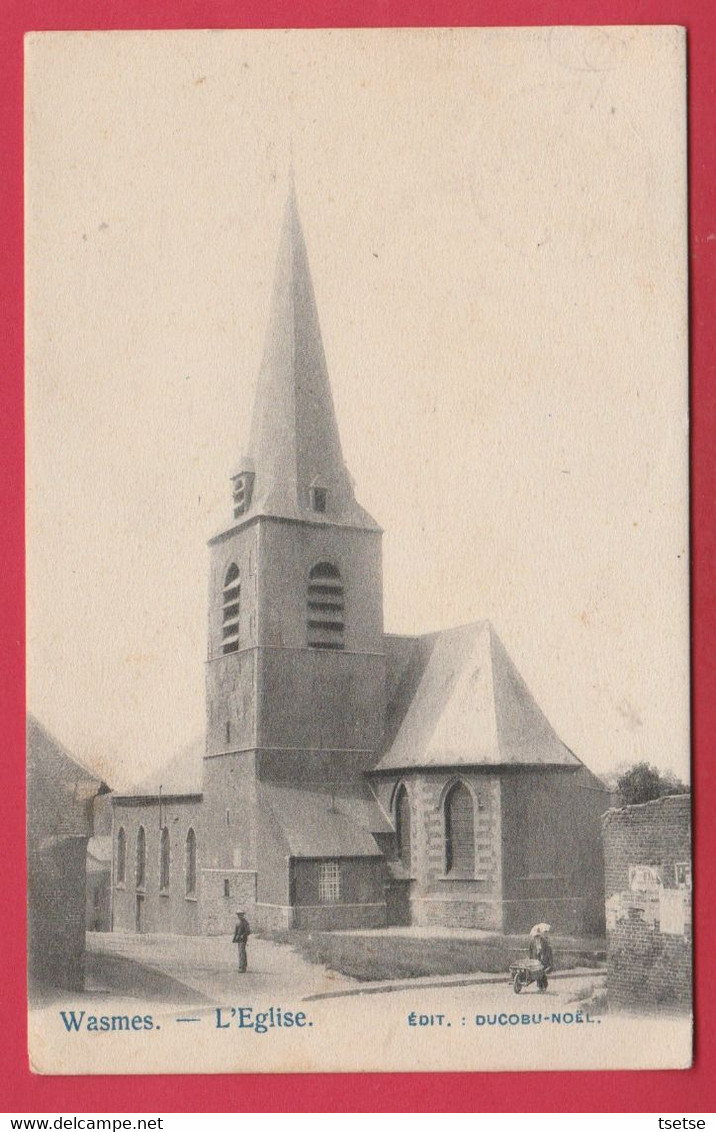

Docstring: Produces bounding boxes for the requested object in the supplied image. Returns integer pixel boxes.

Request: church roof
[114,735,204,799]
[375,622,582,773]
[223,185,379,534]
[260,783,391,858]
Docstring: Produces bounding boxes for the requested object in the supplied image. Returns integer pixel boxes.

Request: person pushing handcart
[509,922,555,994]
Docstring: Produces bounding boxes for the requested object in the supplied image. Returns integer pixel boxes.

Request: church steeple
[231,186,379,531]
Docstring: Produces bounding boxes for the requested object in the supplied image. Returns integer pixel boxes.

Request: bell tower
[205,181,386,797]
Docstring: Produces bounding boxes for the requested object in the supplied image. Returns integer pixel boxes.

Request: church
[111,186,608,939]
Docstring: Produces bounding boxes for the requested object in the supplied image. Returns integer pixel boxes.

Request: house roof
[27,714,108,841]
[211,184,379,540]
[114,735,204,799]
[375,621,581,773]
[260,782,390,858]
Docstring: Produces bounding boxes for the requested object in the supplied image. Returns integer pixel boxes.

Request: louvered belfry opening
[307,562,345,650]
[445,782,475,876]
[222,563,240,654]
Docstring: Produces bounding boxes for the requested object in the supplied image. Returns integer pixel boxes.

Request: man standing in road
[233,909,251,973]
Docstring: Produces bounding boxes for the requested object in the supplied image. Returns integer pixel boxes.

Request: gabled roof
[26,714,108,841]
[114,735,204,799]
[259,782,391,858]
[216,185,379,536]
[374,622,581,773]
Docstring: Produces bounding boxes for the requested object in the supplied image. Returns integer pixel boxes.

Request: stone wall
[602,794,691,1012]
[200,868,257,936]
[372,771,504,930]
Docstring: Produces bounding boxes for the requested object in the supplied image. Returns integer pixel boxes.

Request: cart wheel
[513,973,523,994]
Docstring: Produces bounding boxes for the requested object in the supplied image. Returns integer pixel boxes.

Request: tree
[616,761,689,807]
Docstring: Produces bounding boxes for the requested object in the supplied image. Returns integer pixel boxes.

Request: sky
[25,27,689,789]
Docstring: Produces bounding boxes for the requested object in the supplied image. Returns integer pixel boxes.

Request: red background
[2,0,714,1113]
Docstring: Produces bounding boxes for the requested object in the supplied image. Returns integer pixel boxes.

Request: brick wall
[602,794,691,1012]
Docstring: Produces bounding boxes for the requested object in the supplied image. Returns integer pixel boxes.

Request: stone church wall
[111,797,202,936]
[500,766,608,935]
[372,772,504,930]
[201,868,257,936]
[290,857,387,930]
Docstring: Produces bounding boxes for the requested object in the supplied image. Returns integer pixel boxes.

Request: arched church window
[445,782,475,876]
[116,826,126,886]
[395,785,412,873]
[185,828,197,898]
[307,562,344,650]
[159,827,170,892]
[222,563,240,654]
[136,826,146,890]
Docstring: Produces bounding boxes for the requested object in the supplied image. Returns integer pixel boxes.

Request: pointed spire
[238,185,379,530]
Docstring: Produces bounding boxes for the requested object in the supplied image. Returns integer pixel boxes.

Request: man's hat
[235,909,245,915]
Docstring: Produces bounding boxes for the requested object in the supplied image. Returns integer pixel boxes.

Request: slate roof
[375,621,581,773]
[114,735,204,799]
[211,185,379,540]
[260,782,391,858]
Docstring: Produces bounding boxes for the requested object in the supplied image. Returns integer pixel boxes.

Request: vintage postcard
[25,27,690,1074]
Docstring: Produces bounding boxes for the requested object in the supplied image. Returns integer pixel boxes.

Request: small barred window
[318,861,340,903]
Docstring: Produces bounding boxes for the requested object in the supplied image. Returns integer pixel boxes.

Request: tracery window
[395,785,412,873]
[444,782,475,876]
